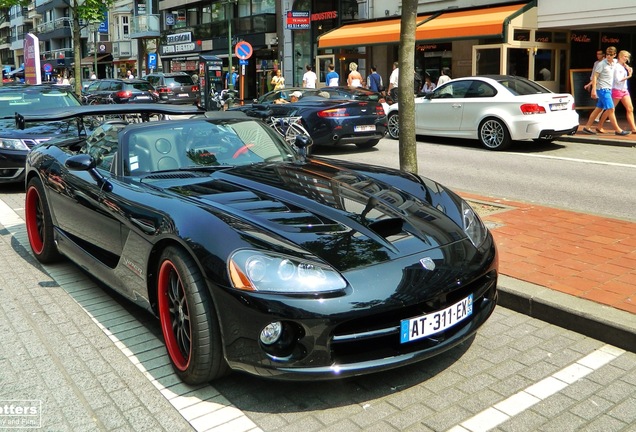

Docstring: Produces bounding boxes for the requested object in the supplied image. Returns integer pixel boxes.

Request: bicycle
[244,105,310,146]
[267,115,310,146]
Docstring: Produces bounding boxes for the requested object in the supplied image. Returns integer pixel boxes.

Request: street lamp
[89,22,101,78]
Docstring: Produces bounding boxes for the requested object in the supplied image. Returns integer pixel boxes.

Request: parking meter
[198,55,223,110]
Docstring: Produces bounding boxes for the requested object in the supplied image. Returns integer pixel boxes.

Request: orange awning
[318,3,529,49]
[318,15,433,49]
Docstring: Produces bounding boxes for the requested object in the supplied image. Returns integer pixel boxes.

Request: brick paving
[463,195,636,315]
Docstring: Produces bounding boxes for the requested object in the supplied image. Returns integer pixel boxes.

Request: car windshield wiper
[178,165,234,172]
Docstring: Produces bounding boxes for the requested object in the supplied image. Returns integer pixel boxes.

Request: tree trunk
[397,0,418,174]
[72,0,82,96]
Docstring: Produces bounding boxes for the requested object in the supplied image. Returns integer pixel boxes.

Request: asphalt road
[315,136,636,222]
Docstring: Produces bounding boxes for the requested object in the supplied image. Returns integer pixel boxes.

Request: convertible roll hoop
[15,104,204,130]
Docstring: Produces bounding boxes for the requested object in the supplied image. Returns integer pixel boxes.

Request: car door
[415,80,472,135]
[459,81,498,133]
[47,125,124,260]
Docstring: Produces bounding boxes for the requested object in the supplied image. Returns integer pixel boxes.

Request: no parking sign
[234,41,253,60]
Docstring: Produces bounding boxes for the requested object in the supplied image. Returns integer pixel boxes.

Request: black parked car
[234,87,387,149]
[83,78,159,104]
[0,84,82,184]
[20,104,497,384]
[145,72,199,105]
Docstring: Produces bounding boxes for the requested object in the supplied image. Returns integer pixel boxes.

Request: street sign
[239,59,248,65]
[235,41,253,60]
[148,53,157,69]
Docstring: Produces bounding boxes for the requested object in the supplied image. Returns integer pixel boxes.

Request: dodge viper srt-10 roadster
[19,104,498,384]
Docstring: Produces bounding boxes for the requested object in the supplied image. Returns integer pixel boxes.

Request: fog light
[260,321,283,345]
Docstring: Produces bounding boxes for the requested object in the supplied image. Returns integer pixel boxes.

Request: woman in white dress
[347,62,363,88]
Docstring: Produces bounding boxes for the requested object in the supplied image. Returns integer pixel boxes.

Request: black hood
[167,159,469,271]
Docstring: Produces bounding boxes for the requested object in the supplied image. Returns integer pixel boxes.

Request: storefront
[317,2,566,91]
[537,0,636,110]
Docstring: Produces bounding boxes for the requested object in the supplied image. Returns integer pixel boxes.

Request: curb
[497,275,636,352]
[561,134,636,148]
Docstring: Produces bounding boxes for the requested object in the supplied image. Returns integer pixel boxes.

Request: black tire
[355,139,380,149]
[25,177,62,264]
[157,246,229,384]
[478,118,511,150]
[387,112,399,139]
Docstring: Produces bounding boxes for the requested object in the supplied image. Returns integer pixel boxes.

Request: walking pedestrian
[598,50,635,133]
[388,61,399,100]
[302,65,317,88]
[366,66,384,93]
[347,62,363,87]
[326,64,339,86]
[226,66,238,89]
[584,50,606,122]
[437,67,451,87]
[582,46,630,136]
[271,69,285,90]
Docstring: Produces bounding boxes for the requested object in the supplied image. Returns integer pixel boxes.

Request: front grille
[23,138,50,149]
[330,271,497,364]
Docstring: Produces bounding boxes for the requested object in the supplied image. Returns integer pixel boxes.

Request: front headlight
[462,201,487,248]
[228,250,347,293]
[0,138,29,151]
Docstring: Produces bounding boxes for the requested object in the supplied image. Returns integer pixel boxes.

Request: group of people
[269,62,452,100]
[582,46,635,135]
[386,62,451,101]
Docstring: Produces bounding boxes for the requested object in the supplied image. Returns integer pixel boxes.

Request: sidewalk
[460,117,636,351]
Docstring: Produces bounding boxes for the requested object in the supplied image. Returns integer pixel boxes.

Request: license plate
[137,96,150,100]
[177,93,189,97]
[400,294,473,343]
[550,103,567,111]
[354,125,376,132]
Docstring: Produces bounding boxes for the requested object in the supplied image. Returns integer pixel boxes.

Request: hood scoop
[368,218,404,238]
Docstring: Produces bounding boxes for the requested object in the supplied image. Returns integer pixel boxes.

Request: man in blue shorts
[582,46,630,135]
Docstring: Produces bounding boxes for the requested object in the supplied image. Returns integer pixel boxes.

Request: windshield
[124,119,297,175]
[0,87,81,118]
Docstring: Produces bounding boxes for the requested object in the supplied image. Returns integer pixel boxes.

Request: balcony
[112,40,134,58]
[41,48,73,66]
[130,14,160,39]
[34,17,72,41]
[167,13,275,42]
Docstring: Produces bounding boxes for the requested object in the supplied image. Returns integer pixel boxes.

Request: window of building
[121,15,130,39]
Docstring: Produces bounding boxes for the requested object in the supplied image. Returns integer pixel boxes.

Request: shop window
[186,8,197,25]
[201,7,211,24]
[507,48,529,78]
[534,49,554,81]
[476,48,500,75]
[514,29,530,42]
[535,31,552,43]
[253,0,275,14]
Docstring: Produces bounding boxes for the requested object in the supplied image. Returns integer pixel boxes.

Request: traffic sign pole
[234,41,252,104]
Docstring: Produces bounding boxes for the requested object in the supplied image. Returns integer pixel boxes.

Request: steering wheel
[232,144,254,159]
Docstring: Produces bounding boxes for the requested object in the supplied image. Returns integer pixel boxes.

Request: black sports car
[233,87,387,149]
[0,84,83,184]
[21,104,497,384]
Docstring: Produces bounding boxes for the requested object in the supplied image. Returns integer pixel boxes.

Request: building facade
[2,0,635,108]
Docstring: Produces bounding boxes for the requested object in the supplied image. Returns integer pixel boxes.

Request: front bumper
[214,236,498,380]
[0,150,27,184]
